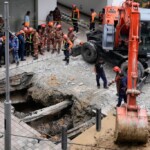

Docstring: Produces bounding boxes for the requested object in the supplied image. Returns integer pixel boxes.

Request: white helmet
[0,14,3,18]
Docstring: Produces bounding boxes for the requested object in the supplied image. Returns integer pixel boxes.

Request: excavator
[113,0,148,143]
[72,0,149,143]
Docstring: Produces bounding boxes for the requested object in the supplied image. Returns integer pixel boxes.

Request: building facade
[0,0,57,31]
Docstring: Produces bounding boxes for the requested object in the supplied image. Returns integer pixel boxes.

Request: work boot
[63,58,66,61]
[16,61,19,66]
[66,59,69,65]
[51,49,55,54]
[33,56,38,60]
[57,49,60,54]
[97,86,100,89]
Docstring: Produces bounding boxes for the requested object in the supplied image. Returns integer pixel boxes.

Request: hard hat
[56,24,62,29]
[28,27,33,32]
[23,27,28,32]
[48,21,53,27]
[0,14,2,17]
[63,34,68,40]
[41,24,46,28]
[68,27,74,32]
[20,30,25,34]
[72,4,76,8]
[113,66,121,72]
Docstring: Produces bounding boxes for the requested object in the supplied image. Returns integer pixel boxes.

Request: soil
[70,112,150,150]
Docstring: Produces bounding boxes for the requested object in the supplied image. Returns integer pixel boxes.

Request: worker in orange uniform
[71,4,80,33]
[53,24,63,54]
[38,24,46,55]
[32,29,40,60]
[26,27,34,56]
[108,66,122,95]
[62,34,73,65]
[47,21,55,52]
[67,27,76,44]
[90,9,97,31]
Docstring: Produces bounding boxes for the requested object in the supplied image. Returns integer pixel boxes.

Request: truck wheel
[81,42,98,63]
[121,61,144,79]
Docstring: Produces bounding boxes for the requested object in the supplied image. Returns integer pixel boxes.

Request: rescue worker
[24,11,30,27]
[116,73,127,107]
[94,57,108,89]
[90,9,97,31]
[62,34,73,65]
[54,24,63,54]
[71,4,80,33]
[38,24,45,55]
[26,27,34,56]
[17,30,26,61]
[98,11,103,24]
[67,27,76,44]
[32,29,40,60]
[47,21,55,52]
[108,66,122,95]
[53,7,61,25]
[9,33,19,66]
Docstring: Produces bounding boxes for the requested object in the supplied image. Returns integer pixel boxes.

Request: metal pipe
[96,108,101,132]
[4,1,11,150]
[61,126,67,150]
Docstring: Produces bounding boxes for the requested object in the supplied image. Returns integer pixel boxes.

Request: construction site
[0,0,150,150]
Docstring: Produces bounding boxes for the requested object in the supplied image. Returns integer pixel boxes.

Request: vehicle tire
[81,42,98,63]
[121,61,144,79]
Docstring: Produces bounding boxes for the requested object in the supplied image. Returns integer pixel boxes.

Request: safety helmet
[68,27,74,32]
[23,27,28,32]
[72,4,76,8]
[20,30,25,34]
[41,24,46,28]
[113,66,121,72]
[56,24,62,29]
[63,34,68,40]
[28,27,33,33]
[48,21,53,27]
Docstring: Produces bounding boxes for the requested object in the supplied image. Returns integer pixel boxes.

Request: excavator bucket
[115,106,148,143]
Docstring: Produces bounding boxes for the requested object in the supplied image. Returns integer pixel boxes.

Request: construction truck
[73,1,150,79]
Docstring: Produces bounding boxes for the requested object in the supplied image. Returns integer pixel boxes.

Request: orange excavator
[113,0,148,143]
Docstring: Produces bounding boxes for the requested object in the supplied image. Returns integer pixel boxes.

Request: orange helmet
[48,21,53,27]
[23,27,28,32]
[20,30,25,34]
[63,34,68,40]
[28,27,33,33]
[113,66,121,72]
[41,24,46,28]
[72,4,76,8]
[68,27,74,32]
[56,24,62,29]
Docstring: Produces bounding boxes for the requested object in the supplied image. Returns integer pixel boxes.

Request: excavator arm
[115,0,148,143]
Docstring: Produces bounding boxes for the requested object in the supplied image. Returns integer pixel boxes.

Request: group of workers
[71,4,101,32]
[94,57,127,107]
[0,13,77,67]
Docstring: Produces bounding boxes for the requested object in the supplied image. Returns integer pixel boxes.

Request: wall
[58,0,108,15]
[0,0,35,32]
[37,0,57,25]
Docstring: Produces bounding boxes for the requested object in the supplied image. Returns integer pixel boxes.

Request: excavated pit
[4,86,96,143]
